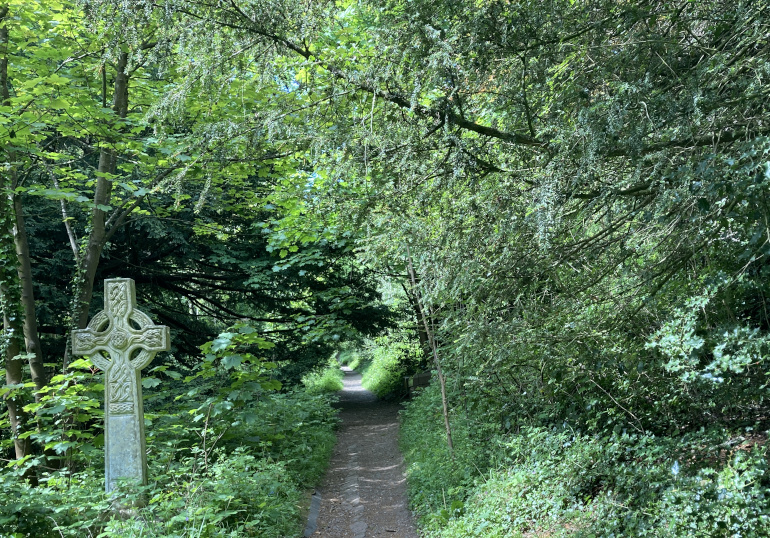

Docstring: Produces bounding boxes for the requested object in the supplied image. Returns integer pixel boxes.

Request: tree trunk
[0,4,6,98]
[2,304,29,460]
[71,52,129,337]
[0,3,29,461]
[406,246,454,458]
[405,285,432,368]
[12,194,46,394]
[1,3,46,394]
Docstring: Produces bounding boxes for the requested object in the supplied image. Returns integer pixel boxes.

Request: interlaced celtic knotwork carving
[109,359,133,404]
[111,329,129,350]
[109,282,129,318]
[109,402,134,415]
[143,328,163,348]
[70,278,170,492]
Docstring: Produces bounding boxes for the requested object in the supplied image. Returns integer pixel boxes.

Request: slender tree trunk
[2,305,29,460]
[2,282,39,481]
[401,283,431,367]
[71,52,129,337]
[12,193,46,394]
[406,245,454,457]
[1,4,46,393]
[1,5,36,468]
[0,4,5,96]
[0,3,25,461]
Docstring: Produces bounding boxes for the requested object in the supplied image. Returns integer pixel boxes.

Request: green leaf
[142,377,161,388]
[260,379,282,391]
[211,333,235,352]
[222,354,243,369]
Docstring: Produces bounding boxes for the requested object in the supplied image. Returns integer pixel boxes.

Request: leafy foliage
[402,383,770,537]
[302,355,344,395]
[359,330,422,398]
[0,328,339,537]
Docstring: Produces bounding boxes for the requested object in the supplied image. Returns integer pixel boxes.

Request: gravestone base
[106,414,147,489]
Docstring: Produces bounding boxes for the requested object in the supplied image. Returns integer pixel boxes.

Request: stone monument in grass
[72,278,169,492]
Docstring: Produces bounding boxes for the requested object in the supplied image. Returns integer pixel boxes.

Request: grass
[302,356,345,394]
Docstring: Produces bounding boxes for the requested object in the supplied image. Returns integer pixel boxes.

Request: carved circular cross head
[71,279,170,373]
[93,309,166,370]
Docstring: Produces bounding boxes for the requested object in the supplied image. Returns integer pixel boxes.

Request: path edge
[303,489,322,537]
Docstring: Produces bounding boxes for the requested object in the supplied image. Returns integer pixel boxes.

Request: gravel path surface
[305,367,420,538]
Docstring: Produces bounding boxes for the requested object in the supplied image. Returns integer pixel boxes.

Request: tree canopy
[2,0,770,535]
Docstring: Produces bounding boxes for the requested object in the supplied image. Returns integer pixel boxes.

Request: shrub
[100,450,301,538]
[401,383,770,537]
[338,349,363,370]
[0,389,338,537]
[360,333,422,398]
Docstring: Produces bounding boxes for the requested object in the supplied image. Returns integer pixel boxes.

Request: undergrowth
[338,348,364,371]
[352,332,422,398]
[0,326,339,538]
[1,388,338,538]
[301,355,344,394]
[401,383,770,537]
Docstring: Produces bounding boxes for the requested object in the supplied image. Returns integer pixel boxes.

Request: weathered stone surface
[72,278,169,492]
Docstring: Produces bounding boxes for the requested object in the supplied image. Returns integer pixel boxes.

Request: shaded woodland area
[2,0,770,536]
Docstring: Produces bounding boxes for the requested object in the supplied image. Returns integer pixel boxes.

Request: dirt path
[304,367,420,538]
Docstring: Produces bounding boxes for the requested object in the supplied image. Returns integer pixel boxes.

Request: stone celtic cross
[71,278,169,492]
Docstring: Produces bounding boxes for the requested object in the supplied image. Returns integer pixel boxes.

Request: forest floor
[305,367,420,538]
